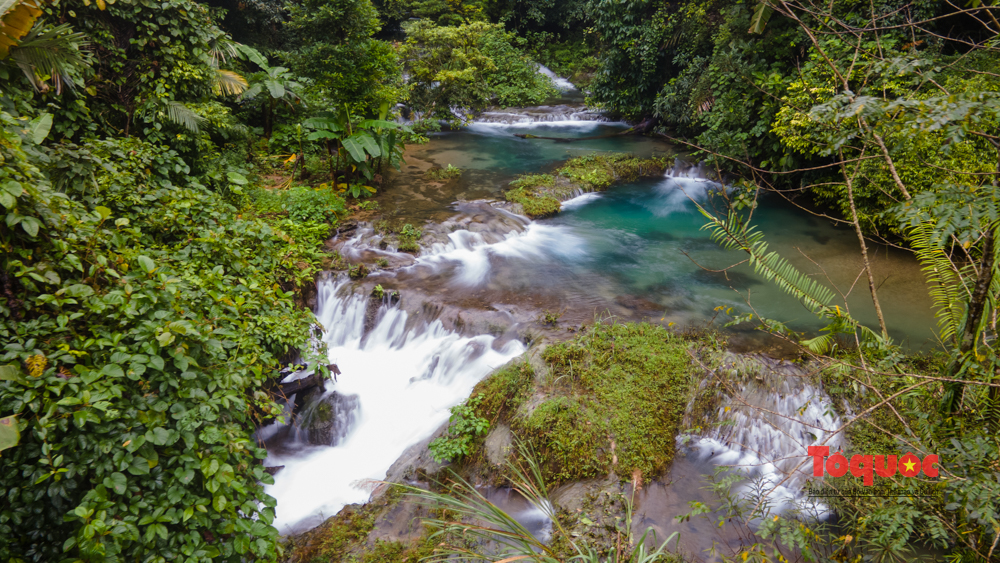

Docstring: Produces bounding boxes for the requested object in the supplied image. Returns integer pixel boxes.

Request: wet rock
[337,220,358,238]
[484,424,513,466]
[384,420,450,483]
[299,392,360,446]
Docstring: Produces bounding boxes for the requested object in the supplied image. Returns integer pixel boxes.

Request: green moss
[556,153,669,191]
[517,323,693,483]
[509,173,555,190]
[503,154,668,219]
[504,185,562,218]
[472,360,535,423]
[315,506,377,559]
[521,396,611,481]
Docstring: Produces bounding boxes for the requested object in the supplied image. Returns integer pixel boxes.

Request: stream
[259,86,938,557]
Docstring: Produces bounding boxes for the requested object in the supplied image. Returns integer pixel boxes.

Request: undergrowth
[472,323,693,484]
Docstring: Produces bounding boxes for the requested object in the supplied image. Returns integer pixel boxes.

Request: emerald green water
[380,121,936,349]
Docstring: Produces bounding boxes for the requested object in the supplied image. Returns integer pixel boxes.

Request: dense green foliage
[428,395,490,463]
[4,0,1000,559]
[0,112,326,560]
[400,20,555,121]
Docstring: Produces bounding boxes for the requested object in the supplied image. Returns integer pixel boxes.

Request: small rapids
[538,64,576,91]
[686,355,846,515]
[473,107,610,125]
[262,278,525,533]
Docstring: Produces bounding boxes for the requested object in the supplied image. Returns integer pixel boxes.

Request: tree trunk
[264,99,274,139]
[942,228,996,414]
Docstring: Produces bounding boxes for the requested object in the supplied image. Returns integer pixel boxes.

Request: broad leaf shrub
[0,110,322,561]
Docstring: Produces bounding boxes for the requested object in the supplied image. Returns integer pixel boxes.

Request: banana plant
[304,104,409,194]
[240,65,304,138]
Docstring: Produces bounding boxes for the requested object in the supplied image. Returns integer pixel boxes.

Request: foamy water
[264,278,525,532]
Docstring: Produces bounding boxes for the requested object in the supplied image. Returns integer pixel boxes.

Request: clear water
[266,118,939,537]
[383,120,935,347]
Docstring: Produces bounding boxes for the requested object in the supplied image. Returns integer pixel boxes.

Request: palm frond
[207,36,239,68]
[211,68,248,96]
[7,21,90,93]
[162,100,205,133]
[0,0,43,58]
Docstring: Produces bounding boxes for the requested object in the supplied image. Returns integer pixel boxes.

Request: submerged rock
[298,391,360,446]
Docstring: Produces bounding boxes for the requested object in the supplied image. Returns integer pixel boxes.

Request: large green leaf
[351,132,381,158]
[359,119,401,130]
[0,364,27,384]
[235,43,268,69]
[340,136,367,162]
[264,80,284,100]
[0,415,19,453]
[28,113,51,143]
[749,1,773,34]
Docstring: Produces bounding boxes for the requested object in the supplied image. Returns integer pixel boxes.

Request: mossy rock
[502,153,669,219]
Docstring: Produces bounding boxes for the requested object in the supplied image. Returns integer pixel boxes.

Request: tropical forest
[1,0,999,561]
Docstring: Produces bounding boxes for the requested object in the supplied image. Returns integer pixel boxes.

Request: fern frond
[701,209,835,314]
[909,222,967,345]
[162,101,205,133]
[699,204,891,352]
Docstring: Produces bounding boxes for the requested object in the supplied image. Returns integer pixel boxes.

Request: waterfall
[687,355,846,515]
[665,159,712,181]
[471,108,611,125]
[263,277,526,533]
[417,223,587,286]
[537,64,576,91]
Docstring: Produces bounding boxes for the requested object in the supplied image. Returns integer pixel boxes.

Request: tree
[284,0,403,115]
[240,65,304,139]
[400,20,554,121]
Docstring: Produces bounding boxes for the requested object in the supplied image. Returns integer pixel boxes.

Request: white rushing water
[264,278,525,533]
[537,64,576,91]
[688,357,846,516]
[418,223,587,286]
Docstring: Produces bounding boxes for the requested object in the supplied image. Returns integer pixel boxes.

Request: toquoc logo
[808,446,939,486]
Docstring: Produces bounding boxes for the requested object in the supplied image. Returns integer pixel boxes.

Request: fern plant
[697,205,886,354]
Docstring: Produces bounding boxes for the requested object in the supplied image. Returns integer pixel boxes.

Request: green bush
[247,185,346,224]
[428,395,490,463]
[0,119,318,561]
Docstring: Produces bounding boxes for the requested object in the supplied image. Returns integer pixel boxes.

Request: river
[258,87,937,557]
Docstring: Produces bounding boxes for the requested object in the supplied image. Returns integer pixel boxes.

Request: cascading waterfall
[687,356,846,515]
[537,64,577,91]
[417,223,587,286]
[263,277,525,533]
[472,109,611,125]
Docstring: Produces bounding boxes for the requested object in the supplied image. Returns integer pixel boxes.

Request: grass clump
[397,223,423,253]
[519,322,693,483]
[505,186,562,218]
[426,164,462,180]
